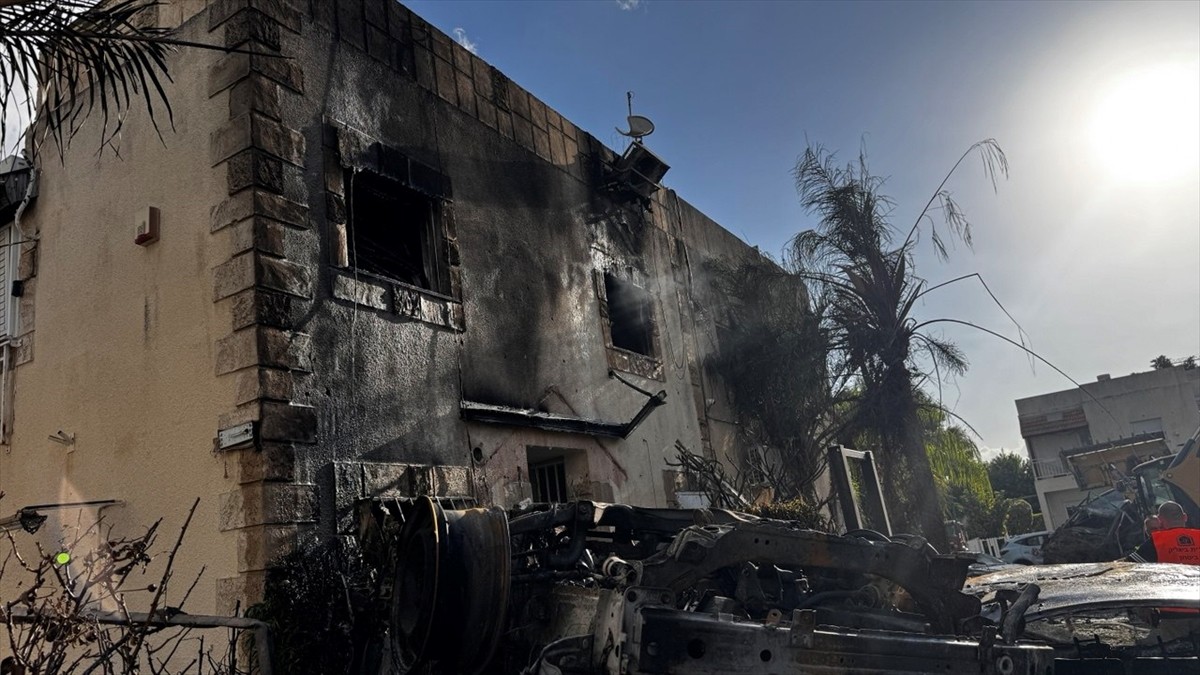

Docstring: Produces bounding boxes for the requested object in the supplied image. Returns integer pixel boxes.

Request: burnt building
[0,0,760,614]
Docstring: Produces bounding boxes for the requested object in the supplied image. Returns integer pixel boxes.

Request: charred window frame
[346,169,449,295]
[325,123,465,330]
[604,272,655,356]
[597,269,663,380]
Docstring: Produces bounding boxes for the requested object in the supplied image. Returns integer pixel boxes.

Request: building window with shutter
[0,223,16,340]
[346,169,449,295]
[0,223,20,443]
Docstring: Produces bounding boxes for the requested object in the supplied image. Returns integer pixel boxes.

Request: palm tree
[785,141,1007,549]
[1,0,237,156]
[1150,355,1174,369]
[922,404,991,506]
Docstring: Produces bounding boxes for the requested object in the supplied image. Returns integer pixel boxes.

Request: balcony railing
[1032,458,1069,480]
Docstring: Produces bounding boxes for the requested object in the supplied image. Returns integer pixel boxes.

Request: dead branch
[1,496,258,674]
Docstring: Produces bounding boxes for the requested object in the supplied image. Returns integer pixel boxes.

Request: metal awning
[460,390,666,439]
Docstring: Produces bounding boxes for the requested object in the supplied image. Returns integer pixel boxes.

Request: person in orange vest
[1126,501,1200,564]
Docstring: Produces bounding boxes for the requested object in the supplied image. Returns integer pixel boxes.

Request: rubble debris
[241,495,1200,674]
[379,499,1060,673]
[1045,430,1200,563]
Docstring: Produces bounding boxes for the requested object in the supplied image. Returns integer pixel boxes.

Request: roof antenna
[616,91,654,144]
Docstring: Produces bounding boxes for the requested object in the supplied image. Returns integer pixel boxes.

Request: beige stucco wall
[0,17,236,613]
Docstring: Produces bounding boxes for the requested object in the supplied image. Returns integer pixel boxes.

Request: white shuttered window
[0,223,10,338]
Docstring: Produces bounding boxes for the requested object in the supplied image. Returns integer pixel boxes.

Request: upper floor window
[325,122,465,331]
[597,269,662,380]
[347,169,448,295]
[603,272,654,357]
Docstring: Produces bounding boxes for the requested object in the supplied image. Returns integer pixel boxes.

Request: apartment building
[1016,366,1200,529]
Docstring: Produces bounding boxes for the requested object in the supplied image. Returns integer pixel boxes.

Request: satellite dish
[617,92,655,142]
[617,115,655,140]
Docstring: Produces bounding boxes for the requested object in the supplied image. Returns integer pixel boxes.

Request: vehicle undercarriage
[355,498,1198,674]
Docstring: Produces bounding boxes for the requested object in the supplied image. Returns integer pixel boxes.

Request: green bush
[1005,498,1036,535]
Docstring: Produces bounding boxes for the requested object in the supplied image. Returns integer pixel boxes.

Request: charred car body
[351,497,1198,674]
[966,563,1200,674]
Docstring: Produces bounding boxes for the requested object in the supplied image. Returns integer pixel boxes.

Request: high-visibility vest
[1150,527,1200,564]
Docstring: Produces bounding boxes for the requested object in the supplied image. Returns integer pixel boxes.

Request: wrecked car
[965,562,1200,674]
[354,497,1200,674]
[968,552,1013,576]
[346,498,1200,673]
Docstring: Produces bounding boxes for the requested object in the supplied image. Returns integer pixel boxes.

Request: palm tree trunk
[879,368,951,551]
[899,410,951,551]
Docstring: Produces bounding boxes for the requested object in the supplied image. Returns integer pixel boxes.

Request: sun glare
[1089,63,1200,184]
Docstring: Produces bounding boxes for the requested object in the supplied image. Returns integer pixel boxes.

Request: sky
[405,0,1200,459]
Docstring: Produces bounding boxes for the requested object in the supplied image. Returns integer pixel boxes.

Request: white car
[999,530,1050,564]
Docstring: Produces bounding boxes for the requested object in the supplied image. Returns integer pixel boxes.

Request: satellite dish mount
[616,91,654,144]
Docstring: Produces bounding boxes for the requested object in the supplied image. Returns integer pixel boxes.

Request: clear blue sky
[408,0,1200,458]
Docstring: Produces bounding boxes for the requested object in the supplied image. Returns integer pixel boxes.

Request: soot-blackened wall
[230,1,761,540]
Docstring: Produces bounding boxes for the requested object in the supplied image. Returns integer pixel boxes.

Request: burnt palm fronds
[901,139,1008,260]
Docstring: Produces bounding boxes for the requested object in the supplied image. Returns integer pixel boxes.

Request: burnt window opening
[604,272,655,357]
[529,458,568,503]
[347,169,447,294]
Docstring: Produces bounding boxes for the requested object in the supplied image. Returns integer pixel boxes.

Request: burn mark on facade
[345,169,448,294]
[597,268,663,381]
[0,0,772,620]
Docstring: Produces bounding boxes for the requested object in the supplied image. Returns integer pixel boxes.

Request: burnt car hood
[963,562,1200,620]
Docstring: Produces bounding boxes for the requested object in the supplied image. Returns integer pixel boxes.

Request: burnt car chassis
[361,498,1195,674]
